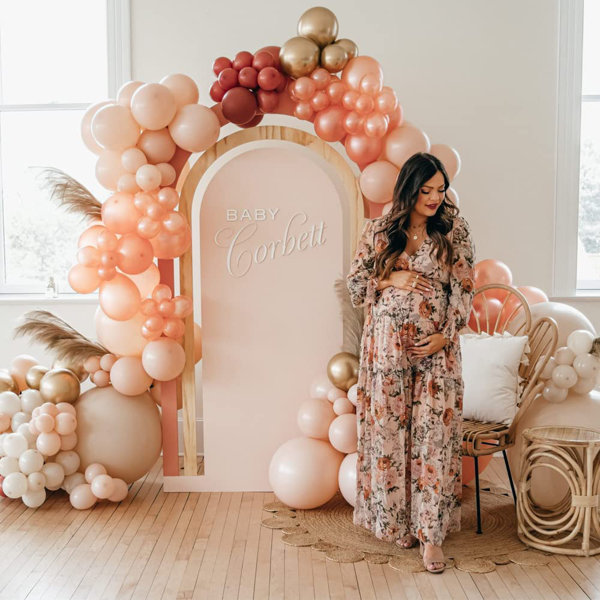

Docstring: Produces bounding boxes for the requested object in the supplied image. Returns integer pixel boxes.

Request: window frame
[0,0,131,296]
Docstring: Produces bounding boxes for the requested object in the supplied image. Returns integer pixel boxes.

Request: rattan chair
[462,284,559,533]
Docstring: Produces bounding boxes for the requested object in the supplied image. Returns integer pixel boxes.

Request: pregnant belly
[374,282,448,324]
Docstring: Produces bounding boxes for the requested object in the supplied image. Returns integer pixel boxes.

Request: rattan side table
[517,426,600,556]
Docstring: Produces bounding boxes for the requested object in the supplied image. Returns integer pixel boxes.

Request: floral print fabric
[346,214,475,545]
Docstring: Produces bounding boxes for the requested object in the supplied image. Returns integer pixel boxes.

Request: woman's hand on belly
[408,333,447,358]
[386,269,434,294]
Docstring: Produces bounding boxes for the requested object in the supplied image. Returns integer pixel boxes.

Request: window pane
[1,109,104,291]
[583,0,600,95]
[0,0,108,104]
[577,102,600,288]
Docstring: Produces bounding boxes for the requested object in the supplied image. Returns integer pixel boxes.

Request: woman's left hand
[408,333,447,358]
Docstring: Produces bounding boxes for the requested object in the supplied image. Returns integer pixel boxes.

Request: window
[0,0,130,294]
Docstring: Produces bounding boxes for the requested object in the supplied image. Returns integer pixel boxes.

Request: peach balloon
[341,56,383,92]
[333,396,355,415]
[99,273,141,321]
[36,431,61,456]
[68,264,100,294]
[101,192,140,234]
[137,128,176,164]
[473,259,513,287]
[91,104,140,151]
[126,263,160,298]
[78,223,105,248]
[136,164,162,192]
[193,322,203,363]
[430,143,461,181]
[118,173,141,194]
[9,354,38,391]
[110,357,153,396]
[116,80,143,106]
[121,147,147,173]
[168,104,220,153]
[81,101,112,154]
[130,83,177,130]
[108,478,129,502]
[328,413,358,453]
[91,370,110,387]
[91,474,115,499]
[269,437,344,509]
[84,462,107,483]
[344,134,383,169]
[141,338,186,381]
[383,122,431,170]
[297,398,336,440]
[150,226,191,259]
[359,160,399,204]
[70,483,98,510]
[116,234,153,275]
[100,354,118,371]
[95,307,148,357]
[517,286,549,305]
[309,374,335,400]
[156,163,176,187]
[96,150,128,190]
[338,452,358,506]
[159,73,199,108]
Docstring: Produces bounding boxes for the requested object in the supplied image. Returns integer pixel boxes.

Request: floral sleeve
[441,216,476,345]
[346,219,381,309]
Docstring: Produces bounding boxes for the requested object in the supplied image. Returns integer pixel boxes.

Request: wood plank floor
[0,457,599,599]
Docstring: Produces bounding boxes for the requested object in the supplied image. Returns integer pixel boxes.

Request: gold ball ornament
[334,38,359,60]
[0,370,17,394]
[327,352,359,391]
[320,43,349,73]
[39,368,81,404]
[279,36,320,78]
[297,7,338,48]
[25,365,49,390]
[52,358,88,382]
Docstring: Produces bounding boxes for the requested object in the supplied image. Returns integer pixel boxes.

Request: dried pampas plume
[334,277,364,356]
[36,167,102,223]
[591,337,600,359]
[14,310,108,364]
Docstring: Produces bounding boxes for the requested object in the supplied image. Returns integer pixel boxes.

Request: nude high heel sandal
[419,541,446,574]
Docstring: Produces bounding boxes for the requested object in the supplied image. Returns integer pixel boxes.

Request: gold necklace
[408,223,426,241]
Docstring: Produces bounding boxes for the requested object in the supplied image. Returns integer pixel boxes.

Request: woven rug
[261,481,552,572]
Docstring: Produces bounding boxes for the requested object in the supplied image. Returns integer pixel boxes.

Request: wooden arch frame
[163,125,365,483]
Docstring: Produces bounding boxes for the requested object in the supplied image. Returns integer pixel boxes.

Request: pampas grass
[334,277,364,356]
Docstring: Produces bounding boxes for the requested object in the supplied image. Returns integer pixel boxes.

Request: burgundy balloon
[212,56,232,76]
[239,113,264,128]
[238,66,258,89]
[221,87,258,125]
[232,51,253,70]
[275,76,288,93]
[257,67,282,91]
[257,89,279,113]
[255,45,281,68]
[252,51,275,71]
[217,68,239,91]
[209,81,226,102]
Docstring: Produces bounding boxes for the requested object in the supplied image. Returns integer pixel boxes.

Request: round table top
[523,426,600,446]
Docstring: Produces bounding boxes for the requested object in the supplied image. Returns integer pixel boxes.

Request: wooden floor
[0,458,599,599]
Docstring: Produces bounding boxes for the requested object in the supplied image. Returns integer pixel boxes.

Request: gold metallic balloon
[39,368,81,404]
[0,370,17,394]
[334,38,359,60]
[25,365,49,390]
[52,358,88,382]
[279,36,320,78]
[327,352,359,392]
[297,7,338,48]
[320,43,349,73]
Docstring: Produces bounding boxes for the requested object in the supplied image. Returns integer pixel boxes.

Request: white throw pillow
[460,331,529,425]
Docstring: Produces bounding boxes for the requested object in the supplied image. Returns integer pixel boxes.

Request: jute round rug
[261,481,552,572]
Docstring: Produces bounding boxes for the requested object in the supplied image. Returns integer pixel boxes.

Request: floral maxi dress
[346,214,475,546]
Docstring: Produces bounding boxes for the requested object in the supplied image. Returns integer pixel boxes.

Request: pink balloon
[116,81,143,106]
[474,259,513,287]
[309,374,335,400]
[314,106,347,142]
[338,453,358,506]
[333,396,355,416]
[100,354,117,371]
[81,101,112,154]
[310,91,330,112]
[343,111,364,135]
[136,164,162,192]
[168,104,220,153]
[159,73,199,108]
[359,160,399,204]
[341,56,383,92]
[384,122,431,170]
[328,413,358,454]
[68,264,100,293]
[429,143,461,181]
[141,338,186,381]
[297,398,336,440]
[99,273,141,321]
[116,234,153,274]
[121,147,147,173]
[91,104,140,151]
[127,263,160,298]
[101,192,140,234]
[344,134,383,169]
[96,150,128,191]
[70,483,98,510]
[91,474,115,499]
[311,67,330,90]
[110,357,153,396]
[137,128,176,164]
[130,83,177,130]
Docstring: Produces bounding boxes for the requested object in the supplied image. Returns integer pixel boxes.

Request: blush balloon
[384,122,431,170]
[141,338,186,381]
[110,357,153,396]
[137,128,176,164]
[341,56,383,92]
[159,73,199,108]
[99,273,141,321]
[474,259,513,287]
[168,104,220,153]
[101,192,140,234]
[130,83,177,131]
[91,104,140,152]
[127,263,160,298]
[359,160,399,204]
[68,265,100,294]
[96,150,127,191]
[95,308,147,356]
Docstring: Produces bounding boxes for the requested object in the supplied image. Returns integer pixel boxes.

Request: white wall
[1,0,598,366]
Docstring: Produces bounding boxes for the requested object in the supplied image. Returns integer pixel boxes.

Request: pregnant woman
[346,152,475,573]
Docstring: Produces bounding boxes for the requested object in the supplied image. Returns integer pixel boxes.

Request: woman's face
[413,171,446,218]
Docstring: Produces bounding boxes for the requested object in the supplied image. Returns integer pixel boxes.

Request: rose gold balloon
[297,6,338,47]
[364,113,389,138]
[116,81,143,106]
[320,44,348,73]
[279,36,320,78]
[150,225,191,259]
[383,122,431,170]
[359,160,399,204]
[297,398,336,440]
[110,357,153,396]
[168,104,220,153]
[293,77,316,101]
[130,83,177,130]
[327,80,346,104]
[429,143,461,181]
[344,134,383,169]
[159,73,199,108]
[314,106,346,142]
[70,483,98,510]
[39,369,80,404]
[335,38,358,60]
[326,352,359,391]
[341,56,383,92]
[474,259,513,287]
[137,128,176,164]
[25,366,49,390]
[91,104,140,151]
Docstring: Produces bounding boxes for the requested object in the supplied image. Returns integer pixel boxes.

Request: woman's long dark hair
[374,152,459,280]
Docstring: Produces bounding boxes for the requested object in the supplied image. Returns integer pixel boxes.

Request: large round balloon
[75,386,162,483]
[268,437,344,509]
[338,452,357,506]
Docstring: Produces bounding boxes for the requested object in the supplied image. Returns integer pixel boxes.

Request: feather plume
[14,310,108,363]
[334,277,365,356]
[36,167,102,222]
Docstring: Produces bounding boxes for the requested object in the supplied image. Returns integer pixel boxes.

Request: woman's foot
[395,534,418,549]
[419,541,446,573]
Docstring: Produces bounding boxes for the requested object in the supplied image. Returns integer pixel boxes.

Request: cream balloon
[296,398,336,440]
[3,433,28,458]
[41,462,65,490]
[27,471,46,492]
[572,376,596,394]
[22,489,46,508]
[551,364,578,389]
[555,346,576,365]
[573,353,599,379]
[0,391,21,416]
[91,474,115,499]
[328,413,358,454]
[309,374,335,400]
[542,381,568,403]
[347,384,358,407]
[63,472,86,494]
[91,104,140,151]
[3,472,27,498]
[333,396,355,415]
[108,478,129,502]
[54,450,80,476]
[70,483,97,510]
[18,449,43,475]
[338,452,358,506]
[567,329,594,356]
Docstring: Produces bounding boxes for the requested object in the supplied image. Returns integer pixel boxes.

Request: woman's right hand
[386,270,434,293]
